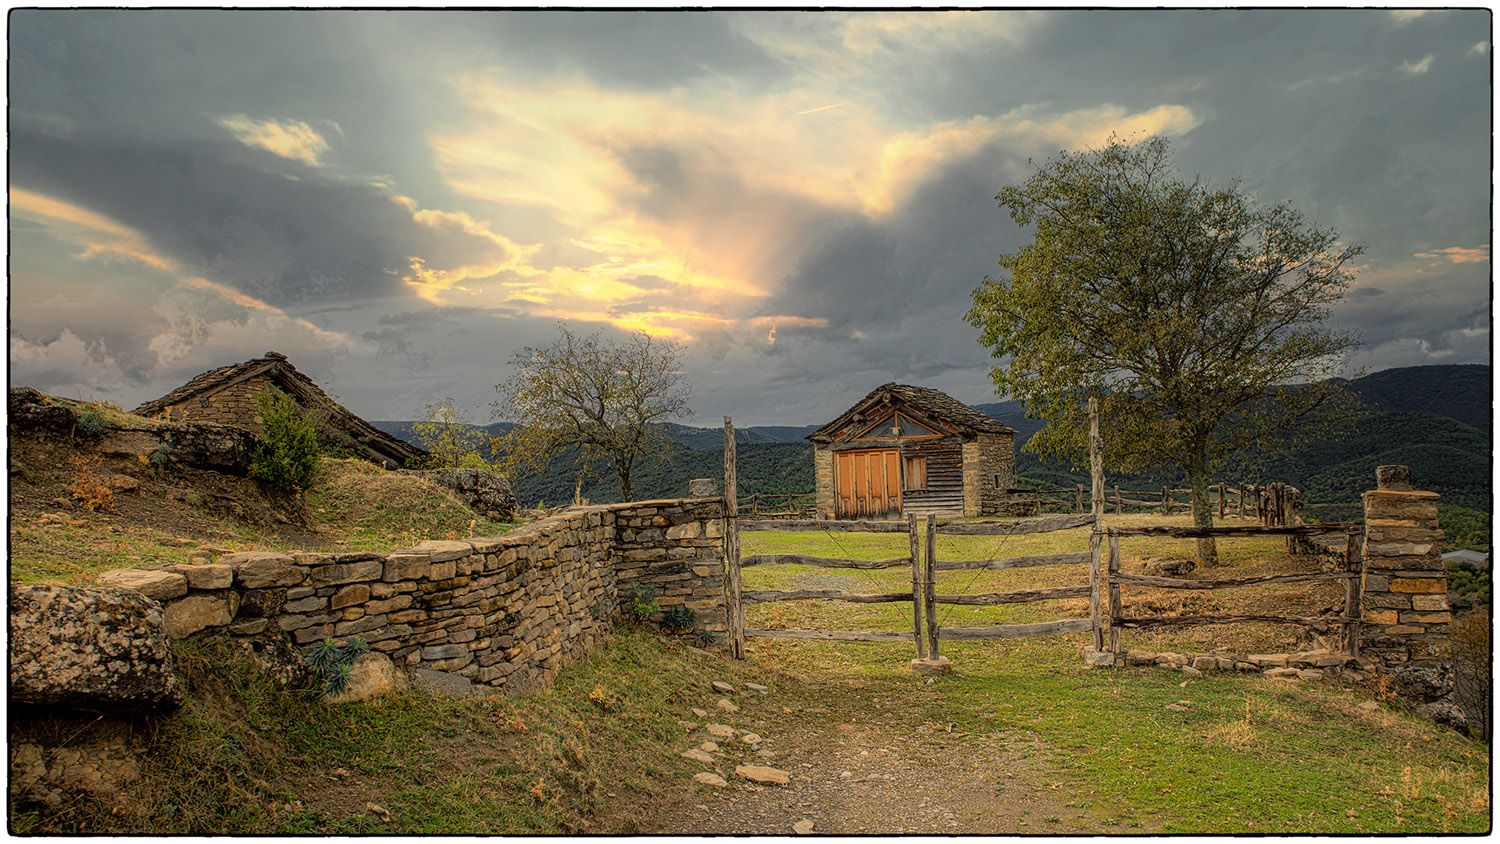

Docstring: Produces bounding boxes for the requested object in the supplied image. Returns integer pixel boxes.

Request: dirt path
[648,679,1096,835]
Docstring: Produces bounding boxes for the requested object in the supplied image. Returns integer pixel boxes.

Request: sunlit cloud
[1387,10,1432,24]
[1413,245,1490,264]
[1400,54,1434,75]
[1469,41,1489,56]
[216,114,332,166]
[11,186,179,271]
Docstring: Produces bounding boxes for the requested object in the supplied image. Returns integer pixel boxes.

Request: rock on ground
[325,652,407,704]
[694,772,728,788]
[735,765,791,786]
[10,584,181,708]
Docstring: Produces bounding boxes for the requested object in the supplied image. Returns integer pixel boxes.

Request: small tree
[412,399,491,470]
[494,324,691,502]
[250,387,320,491]
[968,136,1360,563]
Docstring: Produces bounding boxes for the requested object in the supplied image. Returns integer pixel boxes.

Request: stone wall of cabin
[155,374,275,432]
[813,445,835,519]
[95,498,726,696]
[960,432,1014,517]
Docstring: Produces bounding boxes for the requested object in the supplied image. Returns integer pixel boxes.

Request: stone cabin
[133,351,424,468]
[808,383,1015,519]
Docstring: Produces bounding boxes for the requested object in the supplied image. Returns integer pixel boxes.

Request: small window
[904,456,927,491]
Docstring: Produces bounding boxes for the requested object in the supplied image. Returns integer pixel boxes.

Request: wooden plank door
[835,449,902,518]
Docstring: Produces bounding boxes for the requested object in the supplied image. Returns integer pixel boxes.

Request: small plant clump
[626,583,659,625]
[249,387,321,492]
[304,636,370,696]
[693,629,718,649]
[660,606,695,632]
[149,441,173,472]
[65,453,114,512]
[74,407,109,439]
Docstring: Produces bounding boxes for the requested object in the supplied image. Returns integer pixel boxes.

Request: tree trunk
[617,459,633,503]
[1188,468,1219,566]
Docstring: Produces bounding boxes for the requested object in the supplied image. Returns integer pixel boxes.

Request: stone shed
[133,351,424,468]
[807,383,1015,519]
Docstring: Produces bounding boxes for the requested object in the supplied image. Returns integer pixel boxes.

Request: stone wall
[964,432,1015,517]
[813,446,835,519]
[94,498,726,697]
[1359,465,1460,724]
[161,374,274,430]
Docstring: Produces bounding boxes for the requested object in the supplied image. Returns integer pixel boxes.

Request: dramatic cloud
[8,9,1491,424]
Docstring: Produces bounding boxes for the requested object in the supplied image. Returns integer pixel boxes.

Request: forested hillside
[375,364,1489,523]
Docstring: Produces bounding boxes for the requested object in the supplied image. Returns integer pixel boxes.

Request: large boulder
[10,584,181,708]
[402,467,517,521]
[324,652,407,704]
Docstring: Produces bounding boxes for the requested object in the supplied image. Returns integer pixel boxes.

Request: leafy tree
[250,387,320,491]
[968,136,1361,563]
[494,324,691,502]
[412,399,491,470]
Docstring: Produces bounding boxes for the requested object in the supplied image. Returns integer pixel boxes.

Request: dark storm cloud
[10,125,514,308]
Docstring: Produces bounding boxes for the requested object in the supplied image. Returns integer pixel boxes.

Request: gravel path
[648,682,1096,835]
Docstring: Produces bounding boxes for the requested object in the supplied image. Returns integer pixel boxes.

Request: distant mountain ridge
[372,364,1490,510]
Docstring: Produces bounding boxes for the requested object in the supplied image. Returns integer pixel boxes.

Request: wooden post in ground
[750,493,759,519]
[1161,486,1171,515]
[925,514,939,660]
[1107,533,1122,655]
[1217,483,1226,518]
[1088,397,1106,654]
[1075,484,1085,514]
[1237,485,1246,518]
[909,512,926,659]
[1344,527,1362,658]
[1114,485,1122,515]
[722,417,745,659]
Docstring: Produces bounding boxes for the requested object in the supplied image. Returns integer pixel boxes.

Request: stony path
[648,680,1096,835]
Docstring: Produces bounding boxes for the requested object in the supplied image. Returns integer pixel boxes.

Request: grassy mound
[10,625,759,834]
[304,459,510,549]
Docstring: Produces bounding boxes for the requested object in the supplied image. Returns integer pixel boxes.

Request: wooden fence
[739,491,818,520]
[1103,522,1364,657]
[1010,481,1302,525]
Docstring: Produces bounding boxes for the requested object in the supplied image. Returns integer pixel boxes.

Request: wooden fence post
[909,512,926,659]
[1217,483,1226,519]
[1075,484,1085,514]
[1114,485,1122,515]
[1107,533,1122,655]
[1161,486,1170,515]
[925,514,939,660]
[1344,527,1362,658]
[1237,485,1246,518]
[750,493,759,519]
[722,417,745,659]
[1088,397,1105,653]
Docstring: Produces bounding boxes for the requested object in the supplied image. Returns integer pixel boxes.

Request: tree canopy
[968,136,1361,561]
[494,325,692,503]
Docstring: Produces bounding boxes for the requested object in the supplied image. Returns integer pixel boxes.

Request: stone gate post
[1360,464,1464,727]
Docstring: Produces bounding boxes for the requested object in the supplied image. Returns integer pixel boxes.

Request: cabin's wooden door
[834,449,902,518]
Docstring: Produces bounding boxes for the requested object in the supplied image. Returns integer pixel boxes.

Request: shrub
[249,388,320,491]
[66,453,114,512]
[74,407,109,438]
[304,636,369,696]
[693,629,718,649]
[626,584,659,625]
[660,606,695,632]
[149,441,173,471]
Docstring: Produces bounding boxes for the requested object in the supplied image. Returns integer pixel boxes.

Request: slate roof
[808,382,1012,442]
[134,351,425,467]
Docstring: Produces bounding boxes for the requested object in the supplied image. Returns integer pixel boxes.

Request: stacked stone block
[96,497,727,696]
[962,431,1015,517]
[1360,465,1461,725]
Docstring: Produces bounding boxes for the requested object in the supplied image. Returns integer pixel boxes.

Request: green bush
[660,606,695,632]
[304,636,369,696]
[626,584,659,625]
[74,407,109,438]
[249,388,321,491]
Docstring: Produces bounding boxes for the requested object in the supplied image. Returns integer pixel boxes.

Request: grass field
[732,514,1489,833]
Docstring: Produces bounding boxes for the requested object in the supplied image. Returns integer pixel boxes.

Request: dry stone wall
[92,498,726,697]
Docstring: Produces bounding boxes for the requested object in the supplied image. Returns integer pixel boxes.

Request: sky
[8,9,1492,427]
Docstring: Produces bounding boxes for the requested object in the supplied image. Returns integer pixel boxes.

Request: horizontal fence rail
[1105,522,1357,538]
[1112,571,1355,590]
[742,589,911,604]
[743,628,911,642]
[938,619,1094,639]
[933,551,1091,572]
[1113,614,1355,631]
[740,553,910,570]
[933,513,1093,535]
[739,518,909,532]
[933,585,1091,605]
